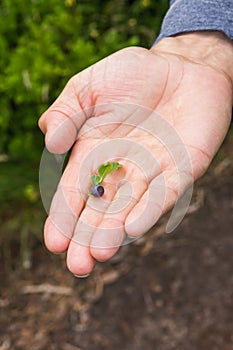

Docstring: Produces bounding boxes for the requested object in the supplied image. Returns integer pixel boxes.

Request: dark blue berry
[90,184,104,197]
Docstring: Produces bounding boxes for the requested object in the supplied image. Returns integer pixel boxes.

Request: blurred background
[1,1,233,350]
[0,0,168,269]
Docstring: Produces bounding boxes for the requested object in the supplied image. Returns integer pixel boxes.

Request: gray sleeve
[154,0,233,43]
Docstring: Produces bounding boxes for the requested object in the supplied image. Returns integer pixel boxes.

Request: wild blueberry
[90,184,104,197]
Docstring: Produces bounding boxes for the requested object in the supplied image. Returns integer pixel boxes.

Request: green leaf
[97,162,122,183]
[90,162,122,185]
[91,174,101,185]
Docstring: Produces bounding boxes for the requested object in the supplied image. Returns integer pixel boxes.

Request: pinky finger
[124,180,164,238]
[124,173,178,238]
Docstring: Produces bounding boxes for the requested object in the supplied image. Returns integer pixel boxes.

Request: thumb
[38,70,93,154]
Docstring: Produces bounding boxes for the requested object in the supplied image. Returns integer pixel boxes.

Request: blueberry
[90,184,104,197]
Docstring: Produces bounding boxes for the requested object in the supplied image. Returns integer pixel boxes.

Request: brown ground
[0,130,233,350]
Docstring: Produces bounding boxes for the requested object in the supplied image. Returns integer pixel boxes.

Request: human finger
[38,71,93,154]
[125,169,193,237]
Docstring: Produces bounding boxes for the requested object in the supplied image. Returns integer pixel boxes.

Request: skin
[39,31,233,276]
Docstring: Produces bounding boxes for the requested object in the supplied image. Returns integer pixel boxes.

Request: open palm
[39,46,232,276]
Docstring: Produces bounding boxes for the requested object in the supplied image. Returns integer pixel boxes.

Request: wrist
[151,31,233,85]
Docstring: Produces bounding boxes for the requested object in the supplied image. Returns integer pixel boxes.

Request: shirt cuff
[153,0,233,44]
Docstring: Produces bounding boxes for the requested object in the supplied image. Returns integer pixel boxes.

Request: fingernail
[73,273,90,279]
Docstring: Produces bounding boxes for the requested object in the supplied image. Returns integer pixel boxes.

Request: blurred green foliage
[0,0,169,268]
[0,0,168,161]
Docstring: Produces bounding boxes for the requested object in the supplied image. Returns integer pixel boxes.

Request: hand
[39,31,233,276]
